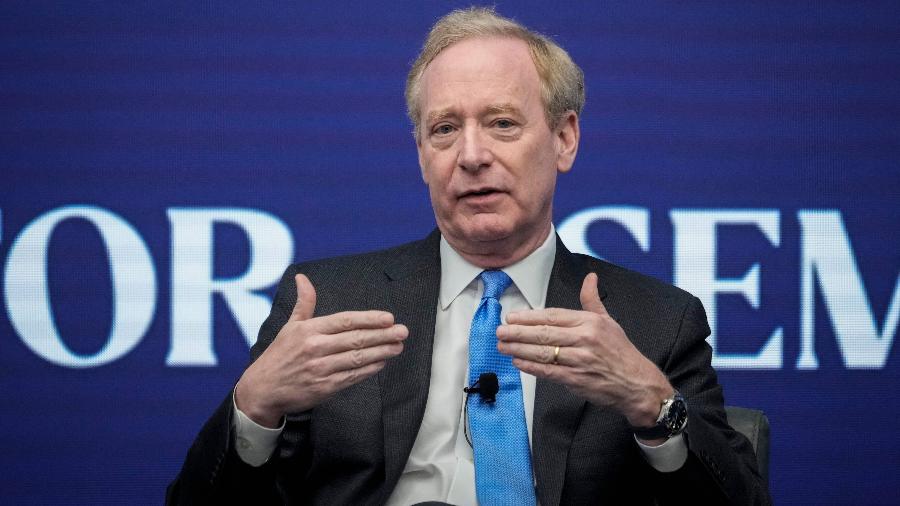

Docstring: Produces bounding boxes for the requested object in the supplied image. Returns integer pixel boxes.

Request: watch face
[666,397,688,434]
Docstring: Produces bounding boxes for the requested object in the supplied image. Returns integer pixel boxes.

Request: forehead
[418,36,542,118]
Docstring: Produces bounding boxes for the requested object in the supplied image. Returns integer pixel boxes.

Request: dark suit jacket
[167,230,771,505]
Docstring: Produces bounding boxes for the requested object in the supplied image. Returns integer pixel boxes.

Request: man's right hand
[234,273,408,428]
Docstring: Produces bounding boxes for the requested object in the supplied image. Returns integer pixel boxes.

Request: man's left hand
[496,272,673,430]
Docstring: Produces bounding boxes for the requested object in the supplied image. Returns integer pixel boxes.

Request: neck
[444,221,552,269]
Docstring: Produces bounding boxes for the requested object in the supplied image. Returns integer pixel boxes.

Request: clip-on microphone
[463,372,499,447]
[464,372,499,403]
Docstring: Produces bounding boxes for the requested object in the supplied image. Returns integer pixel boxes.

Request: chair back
[725,406,770,484]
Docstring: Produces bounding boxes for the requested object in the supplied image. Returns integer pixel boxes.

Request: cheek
[429,184,449,208]
[515,150,559,204]
[425,161,457,196]
[425,172,455,212]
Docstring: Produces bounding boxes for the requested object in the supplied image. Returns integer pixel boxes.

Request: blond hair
[405,6,585,139]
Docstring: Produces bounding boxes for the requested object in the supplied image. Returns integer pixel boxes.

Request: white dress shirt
[232,226,687,503]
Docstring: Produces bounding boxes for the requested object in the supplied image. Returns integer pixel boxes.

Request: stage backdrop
[2,1,898,504]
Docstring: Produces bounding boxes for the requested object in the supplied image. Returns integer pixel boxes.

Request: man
[168,7,770,505]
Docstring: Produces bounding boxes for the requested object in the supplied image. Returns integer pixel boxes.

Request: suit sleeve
[166,266,313,505]
[650,296,771,505]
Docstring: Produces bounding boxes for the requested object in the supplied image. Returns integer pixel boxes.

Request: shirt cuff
[231,389,285,467]
[635,433,688,473]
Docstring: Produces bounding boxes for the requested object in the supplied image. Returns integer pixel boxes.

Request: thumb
[289,273,317,321]
[580,272,607,315]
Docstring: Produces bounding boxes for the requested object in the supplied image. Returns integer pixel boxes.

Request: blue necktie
[468,270,537,506]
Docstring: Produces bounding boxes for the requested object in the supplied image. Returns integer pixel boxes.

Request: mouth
[459,187,504,199]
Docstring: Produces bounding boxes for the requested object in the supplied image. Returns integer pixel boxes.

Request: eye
[494,119,515,129]
[433,123,455,136]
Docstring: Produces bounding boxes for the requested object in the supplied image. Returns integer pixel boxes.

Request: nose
[457,125,494,172]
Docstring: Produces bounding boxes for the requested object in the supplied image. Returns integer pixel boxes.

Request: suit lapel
[533,237,608,506]
[372,230,442,498]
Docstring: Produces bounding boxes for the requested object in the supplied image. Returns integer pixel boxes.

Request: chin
[457,220,515,244]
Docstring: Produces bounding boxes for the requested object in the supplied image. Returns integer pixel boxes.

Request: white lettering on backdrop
[798,211,900,369]
[4,205,156,367]
[1,205,896,369]
[558,205,897,370]
[167,208,293,366]
[670,209,783,369]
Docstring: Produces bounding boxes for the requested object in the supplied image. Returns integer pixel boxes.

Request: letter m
[798,210,900,369]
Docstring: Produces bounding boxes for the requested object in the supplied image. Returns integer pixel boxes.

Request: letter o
[4,205,156,368]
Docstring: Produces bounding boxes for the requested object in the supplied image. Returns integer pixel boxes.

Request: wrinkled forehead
[421,36,537,84]
[417,37,542,115]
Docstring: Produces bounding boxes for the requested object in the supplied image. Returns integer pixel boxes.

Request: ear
[555,111,580,174]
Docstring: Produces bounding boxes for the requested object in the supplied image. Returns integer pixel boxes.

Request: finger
[289,273,317,322]
[580,272,608,316]
[505,307,582,326]
[331,360,388,390]
[496,323,577,346]
[310,310,397,334]
[498,341,563,365]
[511,357,567,382]
[316,340,405,376]
[314,324,408,355]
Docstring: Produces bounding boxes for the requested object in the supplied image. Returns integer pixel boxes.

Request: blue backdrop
[2,1,898,504]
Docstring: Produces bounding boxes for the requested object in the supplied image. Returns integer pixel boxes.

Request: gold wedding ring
[552,345,560,365]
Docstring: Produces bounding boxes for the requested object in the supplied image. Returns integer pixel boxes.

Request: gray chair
[725,406,770,484]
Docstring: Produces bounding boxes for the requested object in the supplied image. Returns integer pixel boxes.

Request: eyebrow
[425,109,456,125]
[425,103,524,126]
[484,103,521,116]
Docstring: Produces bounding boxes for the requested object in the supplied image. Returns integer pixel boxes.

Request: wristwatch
[631,391,688,440]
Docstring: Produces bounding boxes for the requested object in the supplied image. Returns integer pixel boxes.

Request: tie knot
[479,270,512,300]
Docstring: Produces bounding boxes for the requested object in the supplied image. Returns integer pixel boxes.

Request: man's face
[416,36,578,265]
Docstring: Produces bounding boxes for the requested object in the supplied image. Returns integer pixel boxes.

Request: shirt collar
[439,224,557,310]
